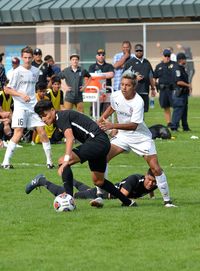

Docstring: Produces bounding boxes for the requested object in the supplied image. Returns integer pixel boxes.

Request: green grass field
[0,97,200,271]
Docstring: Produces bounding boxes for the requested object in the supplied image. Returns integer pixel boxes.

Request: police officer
[32,48,54,86]
[154,49,178,127]
[171,53,192,131]
[123,44,156,112]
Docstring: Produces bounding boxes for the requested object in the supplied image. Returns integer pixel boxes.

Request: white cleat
[90,197,104,208]
[164,201,178,208]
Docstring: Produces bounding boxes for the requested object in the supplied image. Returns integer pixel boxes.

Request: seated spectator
[46,76,65,110]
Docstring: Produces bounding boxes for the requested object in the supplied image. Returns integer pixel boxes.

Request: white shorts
[110,133,157,156]
[12,109,45,129]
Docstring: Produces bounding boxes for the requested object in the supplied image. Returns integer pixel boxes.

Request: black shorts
[72,133,111,173]
[159,89,173,108]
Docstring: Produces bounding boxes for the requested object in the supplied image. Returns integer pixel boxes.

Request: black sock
[45,181,65,196]
[99,179,132,206]
[73,179,90,191]
[62,166,73,196]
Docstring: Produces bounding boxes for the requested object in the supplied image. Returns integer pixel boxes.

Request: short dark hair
[0,53,4,62]
[34,100,54,116]
[51,75,61,84]
[44,55,53,61]
[36,82,47,91]
[21,46,33,56]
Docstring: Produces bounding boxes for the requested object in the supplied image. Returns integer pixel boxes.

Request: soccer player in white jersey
[94,70,176,207]
[1,46,53,169]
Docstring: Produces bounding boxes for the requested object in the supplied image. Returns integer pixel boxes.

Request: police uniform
[171,53,190,131]
[154,60,178,109]
[32,60,54,85]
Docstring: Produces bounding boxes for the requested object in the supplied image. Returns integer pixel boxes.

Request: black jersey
[115,174,157,199]
[55,110,105,143]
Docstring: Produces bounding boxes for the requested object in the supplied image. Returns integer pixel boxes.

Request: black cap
[135,44,143,51]
[163,49,171,56]
[33,48,42,55]
[176,52,186,61]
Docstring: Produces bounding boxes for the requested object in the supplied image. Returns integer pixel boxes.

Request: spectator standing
[154,49,179,127]
[44,55,61,75]
[171,53,192,131]
[0,53,7,89]
[123,44,156,112]
[6,57,20,81]
[113,41,134,91]
[89,49,114,114]
[32,48,54,86]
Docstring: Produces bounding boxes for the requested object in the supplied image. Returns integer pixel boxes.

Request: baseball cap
[70,52,80,60]
[97,49,105,55]
[163,49,171,56]
[12,57,20,64]
[176,52,186,61]
[135,44,143,51]
[33,48,42,55]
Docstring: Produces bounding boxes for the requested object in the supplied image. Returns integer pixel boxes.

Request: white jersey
[7,65,39,111]
[110,91,152,142]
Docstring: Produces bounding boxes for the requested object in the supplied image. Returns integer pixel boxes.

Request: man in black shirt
[89,49,114,114]
[32,48,54,86]
[171,53,192,131]
[25,169,157,202]
[154,49,179,127]
[33,100,137,207]
[123,44,156,112]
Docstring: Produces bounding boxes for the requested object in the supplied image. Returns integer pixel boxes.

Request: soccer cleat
[1,164,14,169]
[25,174,46,194]
[47,164,55,169]
[164,200,177,208]
[122,200,138,207]
[90,197,104,208]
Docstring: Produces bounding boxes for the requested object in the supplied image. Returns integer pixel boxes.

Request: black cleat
[47,164,55,169]
[122,200,138,207]
[25,174,46,194]
[1,164,14,169]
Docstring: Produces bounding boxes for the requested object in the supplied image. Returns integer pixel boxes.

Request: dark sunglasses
[135,49,143,52]
[164,54,170,57]
[97,53,105,56]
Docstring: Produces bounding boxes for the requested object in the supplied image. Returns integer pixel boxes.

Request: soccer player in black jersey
[33,100,137,207]
[25,169,157,202]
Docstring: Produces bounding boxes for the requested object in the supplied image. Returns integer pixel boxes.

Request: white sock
[42,141,52,165]
[2,140,16,165]
[155,172,170,202]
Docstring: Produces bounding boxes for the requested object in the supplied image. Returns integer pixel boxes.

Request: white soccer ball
[53,193,76,212]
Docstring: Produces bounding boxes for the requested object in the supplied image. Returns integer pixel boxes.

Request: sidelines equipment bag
[149,124,171,139]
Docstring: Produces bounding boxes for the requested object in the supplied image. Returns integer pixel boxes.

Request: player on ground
[25,169,157,202]
[95,70,176,208]
[1,46,53,169]
[34,100,137,207]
